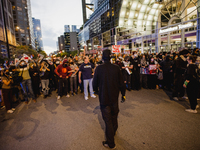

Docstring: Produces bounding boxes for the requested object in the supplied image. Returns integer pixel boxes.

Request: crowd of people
[0,47,200,114]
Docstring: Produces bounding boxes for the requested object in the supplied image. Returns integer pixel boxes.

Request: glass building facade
[0,0,16,57]
[32,17,43,51]
[10,0,35,49]
[79,0,200,53]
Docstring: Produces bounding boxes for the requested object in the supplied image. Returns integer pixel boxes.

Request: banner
[112,45,121,53]
[20,54,31,63]
[149,65,157,75]
[15,58,19,65]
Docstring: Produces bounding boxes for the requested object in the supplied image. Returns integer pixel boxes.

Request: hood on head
[62,59,68,65]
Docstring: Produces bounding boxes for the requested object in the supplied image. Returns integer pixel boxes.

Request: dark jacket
[185,64,198,83]
[93,61,125,106]
[174,56,187,75]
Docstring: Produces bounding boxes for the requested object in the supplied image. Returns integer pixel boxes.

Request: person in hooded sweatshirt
[29,61,40,98]
[184,55,199,113]
[93,49,125,149]
[54,59,72,100]
[172,49,189,100]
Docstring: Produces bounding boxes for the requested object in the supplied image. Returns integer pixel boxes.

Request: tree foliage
[56,50,78,58]
[38,49,47,57]
[14,45,38,59]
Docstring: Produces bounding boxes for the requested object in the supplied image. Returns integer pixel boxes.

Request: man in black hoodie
[93,49,125,149]
[172,49,189,100]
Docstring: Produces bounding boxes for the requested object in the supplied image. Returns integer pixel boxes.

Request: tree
[38,50,47,58]
[14,45,37,59]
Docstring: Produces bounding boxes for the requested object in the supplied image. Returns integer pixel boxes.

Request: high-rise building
[10,0,35,49]
[71,25,77,32]
[64,25,70,32]
[58,35,65,51]
[32,18,43,51]
[64,32,79,52]
[0,0,16,58]
[79,0,200,53]
[26,0,35,49]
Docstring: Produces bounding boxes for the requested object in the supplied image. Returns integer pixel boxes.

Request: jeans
[58,78,69,96]
[83,78,93,97]
[41,79,49,96]
[70,76,77,93]
[100,103,119,148]
[20,79,35,101]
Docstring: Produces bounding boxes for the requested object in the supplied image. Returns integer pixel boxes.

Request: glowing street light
[36,27,40,30]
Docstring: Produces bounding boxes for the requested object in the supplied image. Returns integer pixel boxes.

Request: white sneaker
[185,109,197,114]
[91,94,96,98]
[173,97,179,101]
[7,110,14,114]
[196,105,199,109]
[182,96,188,99]
[1,106,5,110]
[57,96,60,100]
[66,94,70,98]
[85,96,88,100]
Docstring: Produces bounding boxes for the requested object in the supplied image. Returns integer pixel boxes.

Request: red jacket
[54,60,72,78]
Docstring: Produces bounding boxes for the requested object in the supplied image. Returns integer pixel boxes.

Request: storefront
[116,0,199,53]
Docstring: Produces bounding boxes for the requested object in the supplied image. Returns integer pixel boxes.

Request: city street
[0,89,200,150]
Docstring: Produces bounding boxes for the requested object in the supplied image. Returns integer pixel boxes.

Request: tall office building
[58,35,65,51]
[32,17,43,51]
[79,0,200,53]
[71,25,77,32]
[64,32,79,52]
[10,0,35,49]
[64,25,70,32]
[0,0,16,57]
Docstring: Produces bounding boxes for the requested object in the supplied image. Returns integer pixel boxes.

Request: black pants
[123,72,131,90]
[58,78,69,96]
[31,78,40,96]
[173,74,185,97]
[131,70,140,90]
[100,103,119,148]
[163,72,173,90]
[186,82,198,110]
[2,89,13,111]
[140,74,148,88]
[147,74,157,89]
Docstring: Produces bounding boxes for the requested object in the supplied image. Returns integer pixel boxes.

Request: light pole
[1,0,10,60]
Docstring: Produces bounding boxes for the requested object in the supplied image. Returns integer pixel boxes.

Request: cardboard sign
[140,68,149,74]
[149,65,157,74]
[15,58,19,65]
[112,45,121,53]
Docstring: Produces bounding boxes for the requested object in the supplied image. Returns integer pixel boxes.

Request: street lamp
[37,27,40,30]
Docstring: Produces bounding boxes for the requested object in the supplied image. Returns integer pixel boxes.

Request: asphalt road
[0,89,200,150]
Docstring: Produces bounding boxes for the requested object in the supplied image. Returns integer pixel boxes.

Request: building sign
[159,23,193,34]
[112,45,121,53]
